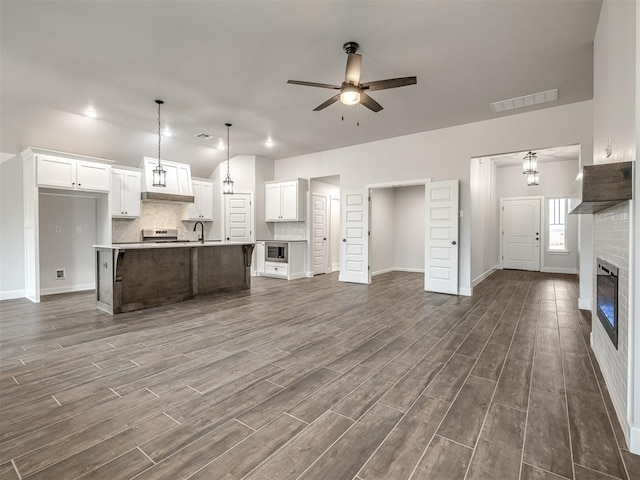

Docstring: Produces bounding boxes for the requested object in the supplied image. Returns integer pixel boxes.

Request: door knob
[323,237,327,241]
[451,241,457,245]
[342,239,347,242]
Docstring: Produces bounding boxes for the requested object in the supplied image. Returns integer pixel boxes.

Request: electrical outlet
[76,226,82,234]
[55,226,62,233]
[55,269,65,280]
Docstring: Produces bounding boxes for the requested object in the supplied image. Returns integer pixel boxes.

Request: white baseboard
[305,272,314,278]
[458,287,473,296]
[590,331,594,348]
[394,267,425,273]
[472,265,499,288]
[373,267,425,277]
[332,263,340,272]
[372,268,394,277]
[578,297,593,310]
[630,425,640,455]
[40,283,95,296]
[541,267,579,274]
[0,289,25,301]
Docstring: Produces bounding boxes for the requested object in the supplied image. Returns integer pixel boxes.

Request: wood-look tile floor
[1,270,638,480]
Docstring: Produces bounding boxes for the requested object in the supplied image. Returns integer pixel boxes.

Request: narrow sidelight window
[548,197,567,251]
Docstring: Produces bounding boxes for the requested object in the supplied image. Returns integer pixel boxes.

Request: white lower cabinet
[253,241,265,277]
[261,242,306,280]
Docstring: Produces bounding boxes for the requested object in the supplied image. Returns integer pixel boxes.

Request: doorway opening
[309,176,340,275]
[470,144,580,284]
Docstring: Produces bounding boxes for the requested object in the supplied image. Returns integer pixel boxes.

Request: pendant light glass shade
[222,123,233,195]
[527,172,540,186]
[522,151,538,174]
[152,99,167,188]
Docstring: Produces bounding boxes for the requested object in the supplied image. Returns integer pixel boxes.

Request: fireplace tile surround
[592,201,630,445]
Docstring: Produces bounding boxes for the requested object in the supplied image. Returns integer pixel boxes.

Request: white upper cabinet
[37,155,110,192]
[111,169,141,218]
[265,179,307,222]
[184,180,214,221]
[141,158,194,197]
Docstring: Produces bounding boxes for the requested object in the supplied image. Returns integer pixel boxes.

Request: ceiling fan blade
[345,53,362,84]
[359,92,383,112]
[313,93,341,111]
[287,80,340,90]
[360,76,417,91]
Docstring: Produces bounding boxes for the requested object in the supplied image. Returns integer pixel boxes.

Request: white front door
[311,193,329,275]
[339,190,370,284]
[225,193,252,243]
[425,180,459,294]
[501,197,541,271]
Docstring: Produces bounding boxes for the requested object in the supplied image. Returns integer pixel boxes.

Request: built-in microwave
[265,242,288,263]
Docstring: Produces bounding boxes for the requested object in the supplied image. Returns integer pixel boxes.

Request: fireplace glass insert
[596,258,618,349]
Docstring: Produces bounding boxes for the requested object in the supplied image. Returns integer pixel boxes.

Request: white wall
[394,185,425,271]
[38,193,97,294]
[330,197,340,271]
[497,160,580,274]
[274,101,594,294]
[591,0,638,453]
[470,157,499,284]
[370,188,395,274]
[0,156,25,298]
[254,156,275,241]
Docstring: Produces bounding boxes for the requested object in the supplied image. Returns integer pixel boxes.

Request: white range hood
[140,157,194,203]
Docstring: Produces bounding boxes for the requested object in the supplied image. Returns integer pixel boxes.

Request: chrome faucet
[193,221,205,243]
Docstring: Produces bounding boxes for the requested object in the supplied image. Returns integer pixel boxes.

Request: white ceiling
[0,1,602,177]
[489,145,581,168]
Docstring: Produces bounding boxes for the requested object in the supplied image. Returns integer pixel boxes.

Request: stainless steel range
[141,229,180,243]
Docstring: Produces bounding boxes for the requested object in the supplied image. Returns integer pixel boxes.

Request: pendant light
[222,123,234,195]
[152,99,167,187]
[522,151,538,175]
[527,172,540,186]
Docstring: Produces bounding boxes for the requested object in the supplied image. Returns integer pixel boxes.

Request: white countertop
[94,241,254,250]
[256,239,307,243]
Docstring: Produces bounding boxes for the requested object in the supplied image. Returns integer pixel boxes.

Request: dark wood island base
[95,243,254,314]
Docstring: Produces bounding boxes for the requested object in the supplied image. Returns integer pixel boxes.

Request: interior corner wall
[254,156,275,241]
[273,101,593,295]
[0,156,26,298]
[470,157,499,284]
[38,193,97,294]
[393,185,425,271]
[370,188,395,274]
[592,0,637,451]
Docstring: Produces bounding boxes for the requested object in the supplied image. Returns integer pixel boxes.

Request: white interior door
[425,180,459,294]
[225,193,252,243]
[501,197,541,271]
[311,193,329,275]
[339,190,370,284]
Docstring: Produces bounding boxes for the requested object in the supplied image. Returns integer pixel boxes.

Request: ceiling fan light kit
[287,41,417,113]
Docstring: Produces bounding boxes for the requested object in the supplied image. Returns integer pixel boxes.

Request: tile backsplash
[112,202,216,243]
[273,222,306,240]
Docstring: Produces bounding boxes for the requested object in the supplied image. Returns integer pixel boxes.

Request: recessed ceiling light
[162,129,172,137]
[265,138,274,147]
[217,139,225,150]
[84,109,97,118]
[490,89,558,113]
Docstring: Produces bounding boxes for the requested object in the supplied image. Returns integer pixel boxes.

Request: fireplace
[596,258,619,349]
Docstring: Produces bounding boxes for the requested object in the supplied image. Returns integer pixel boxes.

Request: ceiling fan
[287,41,417,113]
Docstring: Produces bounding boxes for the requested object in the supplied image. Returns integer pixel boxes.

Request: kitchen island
[94,242,254,314]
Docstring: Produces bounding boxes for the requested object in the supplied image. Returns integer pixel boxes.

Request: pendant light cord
[226,123,230,177]
[157,101,162,167]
